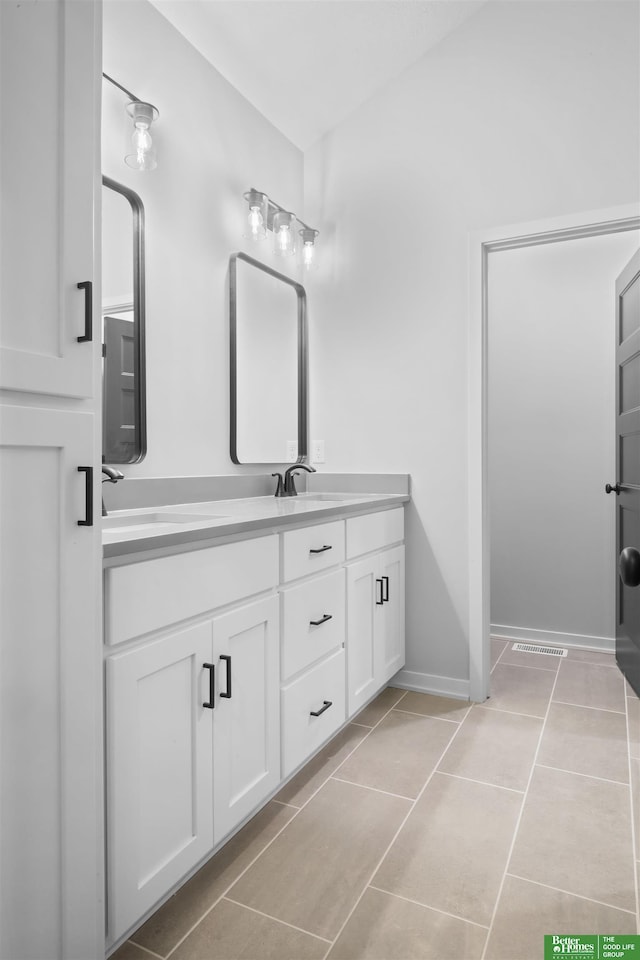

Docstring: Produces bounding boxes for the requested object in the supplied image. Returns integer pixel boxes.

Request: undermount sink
[102,512,223,531]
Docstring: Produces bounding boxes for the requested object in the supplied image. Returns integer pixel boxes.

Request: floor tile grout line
[367,884,491,930]
[271,799,300,809]
[162,688,407,958]
[479,660,562,960]
[434,770,525,795]
[478,705,547,721]
[222,895,333,944]
[329,774,415,802]
[391,706,466,724]
[534,762,630,787]
[505,872,638,917]
[495,661,560,674]
[624,691,640,931]
[551,697,627,716]
[124,942,164,959]
[320,707,476,960]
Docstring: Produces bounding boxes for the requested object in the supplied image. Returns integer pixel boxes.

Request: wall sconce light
[103,73,160,172]
[243,188,319,270]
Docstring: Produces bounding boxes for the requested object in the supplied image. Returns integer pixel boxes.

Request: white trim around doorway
[467,203,640,702]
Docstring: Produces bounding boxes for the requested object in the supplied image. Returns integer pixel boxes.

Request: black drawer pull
[310,613,333,627]
[77,281,93,342]
[310,544,332,554]
[375,578,384,605]
[310,700,333,717]
[77,466,93,526]
[220,654,232,698]
[203,663,215,709]
[382,576,389,602]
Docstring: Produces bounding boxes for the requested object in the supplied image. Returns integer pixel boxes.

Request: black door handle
[381,576,390,602]
[76,281,93,343]
[310,614,333,626]
[375,578,384,605]
[619,547,640,587]
[220,654,232,698]
[605,482,621,495]
[77,466,93,526]
[310,700,332,717]
[203,663,215,709]
[310,544,332,554]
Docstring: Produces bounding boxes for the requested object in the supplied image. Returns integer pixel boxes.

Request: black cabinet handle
[76,281,93,343]
[77,466,93,526]
[375,578,384,605]
[203,663,215,709]
[220,654,232,698]
[310,700,332,717]
[381,576,390,602]
[310,544,332,554]
[310,613,333,626]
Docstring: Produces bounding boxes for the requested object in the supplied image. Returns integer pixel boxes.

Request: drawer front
[281,648,346,777]
[281,570,345,681]
[282,520,345,582]
[105,535,279,645]
[346,507,404,559]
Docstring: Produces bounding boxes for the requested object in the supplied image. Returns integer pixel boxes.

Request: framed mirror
[102,175,146,463]
[230,252,308,464]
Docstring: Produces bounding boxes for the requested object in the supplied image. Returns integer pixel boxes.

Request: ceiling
[148,0,485,150]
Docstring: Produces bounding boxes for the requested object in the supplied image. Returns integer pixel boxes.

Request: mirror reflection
[102,176,146,464]
[230,253,308,464]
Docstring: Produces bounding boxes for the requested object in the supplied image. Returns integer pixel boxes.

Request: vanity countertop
[103,491,410,561]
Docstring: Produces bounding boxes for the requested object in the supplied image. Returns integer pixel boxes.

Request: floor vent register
[511,642,568,657]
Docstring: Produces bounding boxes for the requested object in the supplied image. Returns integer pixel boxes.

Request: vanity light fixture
[242,188,319,269]
[103,73,160,172]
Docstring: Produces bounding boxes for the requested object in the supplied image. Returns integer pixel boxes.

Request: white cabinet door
[0,0,97,398]
[0,404,100,960]
[346,556,381,714]
[106,622,215,943]
[346,546,406,716]
[212,597,280,845]
[379,546,405,682]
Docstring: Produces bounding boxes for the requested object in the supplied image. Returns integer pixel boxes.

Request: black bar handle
[203,663,215,709]
[381,576,390,602]
[310,700,332,717]
[220,654,232,698]
[375,578,384,605]
[76,281,93,343]
[310,544,332,554]
[309,613,333,627]
[77,466,93,526]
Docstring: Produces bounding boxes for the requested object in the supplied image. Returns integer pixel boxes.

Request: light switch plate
[312,440,325,463]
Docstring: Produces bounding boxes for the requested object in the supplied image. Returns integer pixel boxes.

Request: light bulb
[302,241,315,269]
[133,122,152,168]
[248,205,264,239]
[125,101,159,171]
[277,224,291,253]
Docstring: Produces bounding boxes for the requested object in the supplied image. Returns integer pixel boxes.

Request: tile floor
[113,642,640,960]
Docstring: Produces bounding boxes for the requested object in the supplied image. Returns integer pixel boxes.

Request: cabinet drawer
[281,648,346,777]
[281,570,345,681]
[346,508,404,559]
[105,535,278,645]
[282,520,345,582]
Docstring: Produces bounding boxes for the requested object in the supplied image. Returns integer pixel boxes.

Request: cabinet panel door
[212,597,280,845]
[346,556,381,716]
[379,546,405,682]
[0,0,97,398]
[106,623,214,943]
[0,404,100,960]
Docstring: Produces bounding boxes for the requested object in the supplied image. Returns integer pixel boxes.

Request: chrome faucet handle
[272,472,285,498]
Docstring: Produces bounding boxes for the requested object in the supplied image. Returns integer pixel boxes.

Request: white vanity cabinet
[346,510,405,716]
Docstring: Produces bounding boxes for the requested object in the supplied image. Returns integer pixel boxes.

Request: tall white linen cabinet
[0,2,104,958]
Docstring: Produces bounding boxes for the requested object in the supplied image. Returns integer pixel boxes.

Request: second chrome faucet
[272,462,316,497]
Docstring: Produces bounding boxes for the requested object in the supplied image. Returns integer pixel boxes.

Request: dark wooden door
[613,249,640,696]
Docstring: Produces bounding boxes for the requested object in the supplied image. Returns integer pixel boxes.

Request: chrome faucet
[102,465,124,516]
[272,462,316,498]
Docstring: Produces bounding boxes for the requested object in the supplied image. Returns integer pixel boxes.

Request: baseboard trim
[490,624,614,653]
[393,669,470,701]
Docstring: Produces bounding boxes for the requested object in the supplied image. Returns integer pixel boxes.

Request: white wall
[102,0,303,477]
[304,1,640,687]
[489,231,640,647]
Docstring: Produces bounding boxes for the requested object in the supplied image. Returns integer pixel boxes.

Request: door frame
[467,203,640,703]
